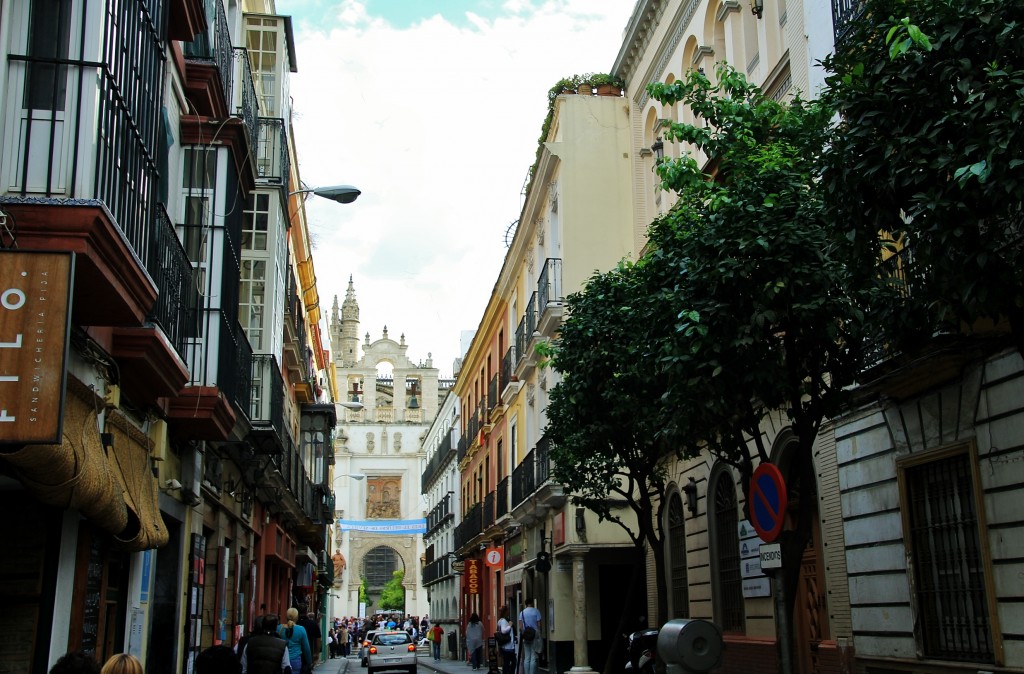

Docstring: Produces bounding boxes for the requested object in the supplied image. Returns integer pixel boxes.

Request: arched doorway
[774,432,830,674]
[362,545,406,615]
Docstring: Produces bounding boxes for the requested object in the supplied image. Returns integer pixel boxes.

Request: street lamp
[290,184,361,204]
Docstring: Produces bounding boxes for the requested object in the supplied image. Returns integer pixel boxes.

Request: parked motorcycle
[623,628,659,674]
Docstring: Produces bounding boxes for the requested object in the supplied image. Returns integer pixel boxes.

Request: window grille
[713,472,744,632]
[905,451,993,662]
[668,493,690,618]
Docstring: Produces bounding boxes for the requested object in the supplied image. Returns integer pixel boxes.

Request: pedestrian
[465,613,484,670]
[241,613,290,674]
[429,623,444,661]
[340,623,351,657]
[277,608,312,674]
[49,652,100,674]
[497,606,516,674]
[518,599,542,674]
[298,612,320,668]
[195,645,242,674]
[100,654,143,674]
[236,615,265,660]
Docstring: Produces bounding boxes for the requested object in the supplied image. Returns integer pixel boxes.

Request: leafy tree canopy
[378,569,405,611]
[822,0,1024,345]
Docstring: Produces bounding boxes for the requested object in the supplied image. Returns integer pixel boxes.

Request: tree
[644,64,886,650]
[822,0,1024,353]
[378,569,405,611]
[549,63,885,668]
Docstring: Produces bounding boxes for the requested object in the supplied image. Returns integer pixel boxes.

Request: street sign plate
[749,463,788,543]
[451,560,465,572]
[759,542,782,570]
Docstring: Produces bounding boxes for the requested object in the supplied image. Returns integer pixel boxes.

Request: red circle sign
[484,547,503,567]
[749,463,788,543]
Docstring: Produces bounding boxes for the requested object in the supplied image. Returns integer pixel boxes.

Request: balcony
[537,258,564,336]
[183,0,234,117]
[457,435,469,465]
[255,118,291,209]
[425,493,454,538]
[514,292,540,380]
[1,1,166,331]
[248,354,286,454]
[500,346,521,404]
[496,476,509,520]
[422,430,457,491]
[467,409,481,450]
[487,374,500,420]
[510,436,565,525]
[233,48,260,153]
[483,490,496,529]
[832,0,866,45]
[455,502,484,554]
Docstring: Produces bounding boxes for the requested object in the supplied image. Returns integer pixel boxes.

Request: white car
[366,630,417,674]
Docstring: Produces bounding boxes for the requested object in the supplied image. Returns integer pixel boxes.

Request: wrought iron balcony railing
[184,0,233,111]
[496,476,509,519]
[832,0,866,44]
[488,374,499,413]
[538,257,563,312]
[149,204,199,359]
[233,48,259,151]
[250,354,286,433]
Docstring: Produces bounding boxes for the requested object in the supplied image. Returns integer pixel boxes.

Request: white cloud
[288,0,632,377]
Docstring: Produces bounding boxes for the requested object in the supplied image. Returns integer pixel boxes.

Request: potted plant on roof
[590,73,625,96]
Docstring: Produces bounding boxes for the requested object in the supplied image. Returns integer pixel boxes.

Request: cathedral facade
[327,278,449,620]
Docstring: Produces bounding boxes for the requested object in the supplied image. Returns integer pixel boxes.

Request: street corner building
[0,0,348,671]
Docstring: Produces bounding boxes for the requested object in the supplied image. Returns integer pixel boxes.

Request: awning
[503,564,526,587]
[2,378,168,551]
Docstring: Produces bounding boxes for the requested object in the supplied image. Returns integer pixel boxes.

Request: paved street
[312,646,487,674]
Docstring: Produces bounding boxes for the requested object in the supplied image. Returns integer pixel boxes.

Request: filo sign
[0,251,74,445]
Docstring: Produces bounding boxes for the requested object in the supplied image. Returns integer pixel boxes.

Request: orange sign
[484,547,503,568]
[0,251,74,445]
[465,558,480,595]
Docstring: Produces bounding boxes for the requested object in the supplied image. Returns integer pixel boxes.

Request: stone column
[569,550,598,674]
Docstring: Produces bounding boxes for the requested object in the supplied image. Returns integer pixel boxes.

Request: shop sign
[465,558,480,594]
[0,251,74,445]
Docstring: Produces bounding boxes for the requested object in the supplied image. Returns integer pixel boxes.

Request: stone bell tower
[331,275,361,368]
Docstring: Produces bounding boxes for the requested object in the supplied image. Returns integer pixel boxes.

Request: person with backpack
[518,599,542,674]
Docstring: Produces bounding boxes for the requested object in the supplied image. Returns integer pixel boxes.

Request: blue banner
[338,519,427,534]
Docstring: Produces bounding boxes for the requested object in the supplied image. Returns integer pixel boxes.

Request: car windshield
[375,633,411,645]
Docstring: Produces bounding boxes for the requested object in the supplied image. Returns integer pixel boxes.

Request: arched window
[667,492,690,618]
[711,468,745,632]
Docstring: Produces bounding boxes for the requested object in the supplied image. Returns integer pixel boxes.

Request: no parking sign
[749,463,787,543]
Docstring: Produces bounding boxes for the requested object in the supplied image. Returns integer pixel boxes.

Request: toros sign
[465,558,481,595]
[0,251,74,445]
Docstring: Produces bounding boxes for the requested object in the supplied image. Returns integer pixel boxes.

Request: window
[246,18,280,115]
[899,446,994,662]
[24,0,71,111]
[711,468,744,632]
[239,260,266,350]
[667,492,690,619]
[243,193,270,251]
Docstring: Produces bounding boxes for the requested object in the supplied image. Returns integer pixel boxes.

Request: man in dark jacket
[299,612,322,667]
[241,613,291,674]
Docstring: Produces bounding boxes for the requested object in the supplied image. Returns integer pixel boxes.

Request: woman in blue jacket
[278,607,312,674]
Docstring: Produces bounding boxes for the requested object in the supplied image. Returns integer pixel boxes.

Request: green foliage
[642,64,885,471]
[822,0,1024,341]
[378,570,405,611]
[359,577,368,605]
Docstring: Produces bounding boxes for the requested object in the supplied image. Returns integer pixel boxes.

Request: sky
[283,0,635,379]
